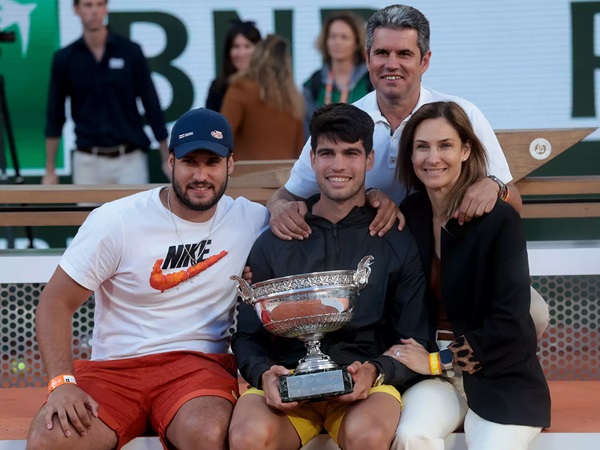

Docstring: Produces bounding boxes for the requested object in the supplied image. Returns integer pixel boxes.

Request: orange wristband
[48,374,77,393]
[429,353,442,376]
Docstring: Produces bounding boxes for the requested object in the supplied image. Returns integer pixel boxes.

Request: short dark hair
[309,103,374,154]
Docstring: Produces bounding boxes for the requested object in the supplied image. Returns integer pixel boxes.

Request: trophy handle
[230,275,256,304]
[353,255,374,290]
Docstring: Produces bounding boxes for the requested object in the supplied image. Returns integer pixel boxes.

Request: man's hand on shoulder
[453,177,523,225]
[268,199,311,241]
[261,365,300,411]
[45,383,99,437]
[453,177,498,225]
[365,189,405,235]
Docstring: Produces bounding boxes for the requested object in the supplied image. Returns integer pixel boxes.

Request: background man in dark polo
[43,0,169,185]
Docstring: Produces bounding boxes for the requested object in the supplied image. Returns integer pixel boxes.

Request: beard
[171,168,229,212]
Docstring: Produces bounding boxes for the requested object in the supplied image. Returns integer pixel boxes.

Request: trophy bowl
[231,255,374,402]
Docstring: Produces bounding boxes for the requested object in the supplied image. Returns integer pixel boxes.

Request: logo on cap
[211,130,223,139]
[179,132,193,139]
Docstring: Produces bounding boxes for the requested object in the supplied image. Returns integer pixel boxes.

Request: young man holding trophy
[229,103,429,450]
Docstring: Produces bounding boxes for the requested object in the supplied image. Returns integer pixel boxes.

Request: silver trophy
[231,255,374,402]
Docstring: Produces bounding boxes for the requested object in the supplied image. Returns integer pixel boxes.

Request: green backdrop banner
[1,0,599,177]
[1,0,59,172]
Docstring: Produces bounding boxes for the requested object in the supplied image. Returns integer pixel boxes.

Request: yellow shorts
[242,385,401,445]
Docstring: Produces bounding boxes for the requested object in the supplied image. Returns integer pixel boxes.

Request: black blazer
[402,192,551,428]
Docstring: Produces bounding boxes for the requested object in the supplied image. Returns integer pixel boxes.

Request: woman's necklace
[166,187,217,264]
[324,69,350,105]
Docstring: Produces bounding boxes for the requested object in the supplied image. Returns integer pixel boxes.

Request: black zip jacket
[232,197,429,390]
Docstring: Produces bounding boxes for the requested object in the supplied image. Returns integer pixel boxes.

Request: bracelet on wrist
[428,353,442,376]
[365,187,379,196]
[47,374,77,393]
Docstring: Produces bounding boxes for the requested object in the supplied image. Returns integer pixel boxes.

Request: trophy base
[279,367,353,403]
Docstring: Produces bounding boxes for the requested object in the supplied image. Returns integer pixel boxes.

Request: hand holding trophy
[231,255,374,402]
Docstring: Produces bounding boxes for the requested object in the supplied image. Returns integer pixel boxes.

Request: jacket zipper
[332,224,340,268]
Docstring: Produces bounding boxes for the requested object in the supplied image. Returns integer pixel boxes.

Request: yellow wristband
[429,353,442,376]
[48,374,77,393]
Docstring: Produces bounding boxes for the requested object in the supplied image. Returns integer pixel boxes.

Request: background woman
[387,101,551,450]
[205,20,261,112]
[303,12,373,133]
[221,34,305,160]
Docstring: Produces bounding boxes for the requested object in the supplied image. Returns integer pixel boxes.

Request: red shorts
[74,351,238,449]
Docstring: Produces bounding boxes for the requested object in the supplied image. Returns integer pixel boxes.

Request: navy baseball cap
[169,108,234,158]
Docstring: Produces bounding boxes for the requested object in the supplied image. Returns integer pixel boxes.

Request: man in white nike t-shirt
[28,108,268,450]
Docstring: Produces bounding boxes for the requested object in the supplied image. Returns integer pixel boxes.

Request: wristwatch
[488,175,508,201]
[365,361,385,387]
[439,348,455,377]
[373,371,385,387]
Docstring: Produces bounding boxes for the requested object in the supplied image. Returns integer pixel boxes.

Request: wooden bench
[0,127,599,226]
[1,381,599,449]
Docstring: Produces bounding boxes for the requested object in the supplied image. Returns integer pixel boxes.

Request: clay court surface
[1,380,599,441]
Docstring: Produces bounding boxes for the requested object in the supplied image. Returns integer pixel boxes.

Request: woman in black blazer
[386,101,550,450]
